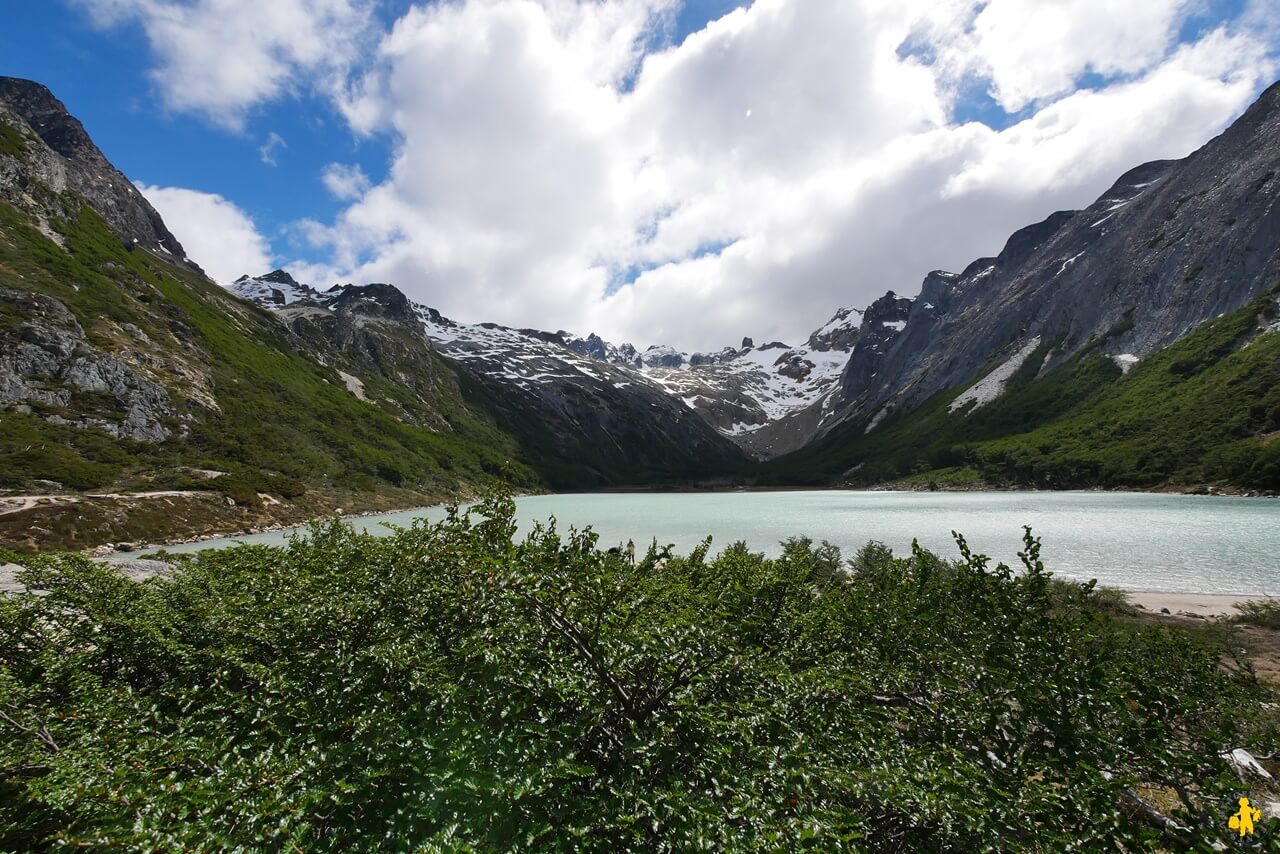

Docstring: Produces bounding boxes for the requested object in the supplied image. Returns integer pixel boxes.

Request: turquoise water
[138,491,1280,594]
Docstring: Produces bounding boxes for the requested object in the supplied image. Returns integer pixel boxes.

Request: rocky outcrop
[227,278,458,429]
[798,80,1280,444]
[641,346,686,368]
[0,77,191,263]
[0,289,172,441]
[563,332,642,367]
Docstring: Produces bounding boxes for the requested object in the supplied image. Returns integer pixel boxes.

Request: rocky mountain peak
[642,345,686,368]
[807,307,862,351]
[0,76,189,262]
[259,269,301,287]
[863,292,913,327]
[995,210,1077,271]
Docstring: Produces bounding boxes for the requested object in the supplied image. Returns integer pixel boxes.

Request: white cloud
[258,131,287,166]
[321,163,372,200]
[101,0,1280,351]
[135,184,273,284]
[949,0,1195,112]
[77,0,377,128]
[288,0,1275,351]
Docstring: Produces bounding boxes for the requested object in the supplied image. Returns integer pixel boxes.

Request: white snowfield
[948,336,1042,415]
[230,275,319,306]
[644,342,853,426]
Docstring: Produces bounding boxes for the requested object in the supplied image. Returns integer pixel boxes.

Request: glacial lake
[129,491,1280,595]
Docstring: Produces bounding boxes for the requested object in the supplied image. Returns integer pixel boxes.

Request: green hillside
[0,200,538,501]
[763,286,1280,491]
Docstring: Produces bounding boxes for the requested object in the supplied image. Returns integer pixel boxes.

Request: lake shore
[589,482,1279,499]
[1124,590,1277,618]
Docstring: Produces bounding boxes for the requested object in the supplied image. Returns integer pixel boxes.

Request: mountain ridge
[2,72,1280,552]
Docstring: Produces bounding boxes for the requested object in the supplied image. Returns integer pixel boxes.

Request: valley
[4,0,1280,843]
[0,74,1278,556]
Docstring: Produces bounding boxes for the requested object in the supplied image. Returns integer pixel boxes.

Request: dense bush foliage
[2,493,1275,850]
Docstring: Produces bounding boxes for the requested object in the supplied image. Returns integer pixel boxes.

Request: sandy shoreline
[1123,591,1277,617]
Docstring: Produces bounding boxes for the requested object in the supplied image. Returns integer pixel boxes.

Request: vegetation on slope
[0,201,537,499]
[764,287,1280,491]
[2,492,1275,850]
[457,372,753,490]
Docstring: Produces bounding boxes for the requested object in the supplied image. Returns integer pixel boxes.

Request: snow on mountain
[231,270,326,306]
[562,308,865,447]
[230,272,866,458]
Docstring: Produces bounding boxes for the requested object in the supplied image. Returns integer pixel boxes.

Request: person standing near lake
[626,539,635,565]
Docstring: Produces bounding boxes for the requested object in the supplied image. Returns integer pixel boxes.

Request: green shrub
[0,495,1274,850]
[0,548,28,565]
[1234,599,1280,630]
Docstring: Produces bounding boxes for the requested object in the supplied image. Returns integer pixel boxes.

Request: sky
[3,0,1279,351]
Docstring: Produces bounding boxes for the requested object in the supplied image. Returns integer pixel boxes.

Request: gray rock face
[689,347,739,366]
[0,77,191,263]
[808,308,862,351]
[807,79,1280,440]
[0,289,172,441]
[641,346,686,368]
[834,292,914,403]
[562,332,643,367]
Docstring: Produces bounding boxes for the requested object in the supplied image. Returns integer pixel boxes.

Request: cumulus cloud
[136,184,273,284]
[942,0,1196,112]
[99,0,1280,350]
[288,0,1274,350]
[320,163,372,200]
[76,0,377,128]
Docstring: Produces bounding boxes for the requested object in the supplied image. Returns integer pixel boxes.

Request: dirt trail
[0,491,207,516]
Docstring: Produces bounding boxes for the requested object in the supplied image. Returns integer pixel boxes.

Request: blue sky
[1,1,1276,349]
[1,1,752,263]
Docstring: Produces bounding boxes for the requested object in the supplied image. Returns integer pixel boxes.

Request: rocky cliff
[819,82,1280,438]
[0,77,189,261]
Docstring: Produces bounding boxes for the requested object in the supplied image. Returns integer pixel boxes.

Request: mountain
[554,308,868,458]
[0,77,188,261]
[3,69,1280,553]
[231,268,865,464]
[230,274,751,488]
[764,81,1280,490]
[0,77,564,551]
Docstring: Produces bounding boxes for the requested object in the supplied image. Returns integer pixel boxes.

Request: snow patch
[338,371,369,401]
[864,407,888,434]
[948,337,1042,415]
[1055,252,1086,277]
[1112,353,1140,374]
